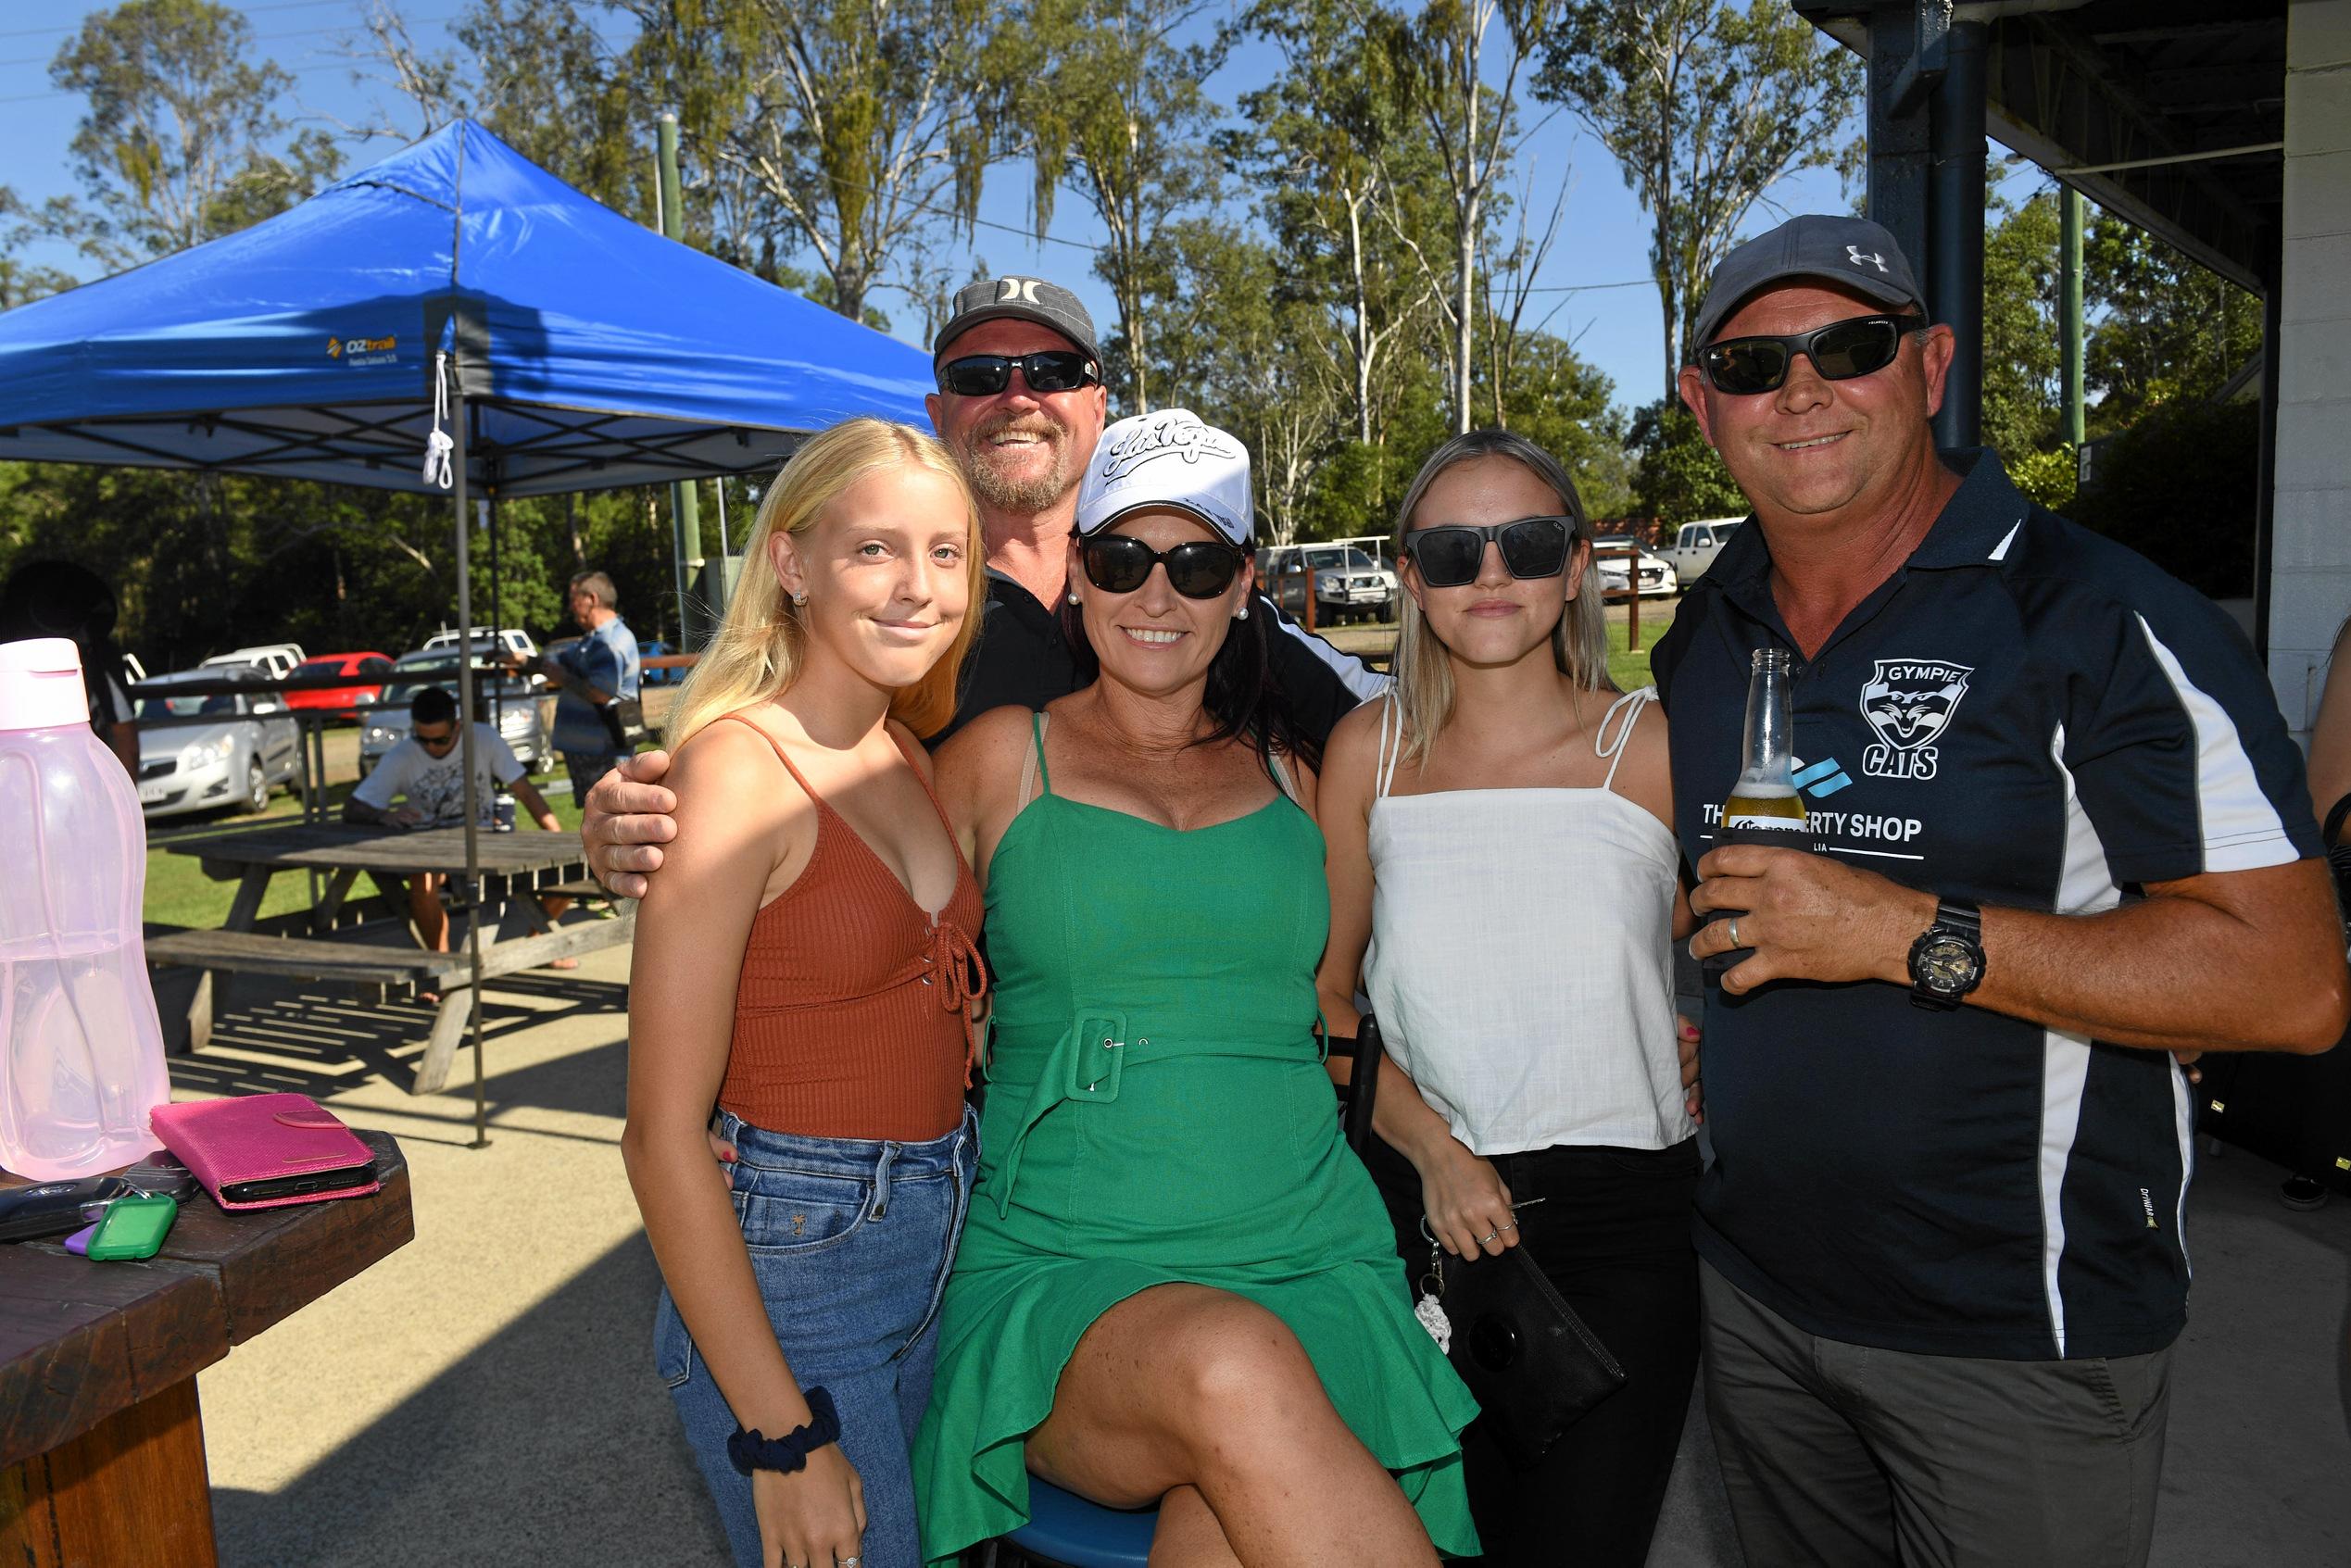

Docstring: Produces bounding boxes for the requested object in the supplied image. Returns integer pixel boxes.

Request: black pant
[1365,1134,1701,1568]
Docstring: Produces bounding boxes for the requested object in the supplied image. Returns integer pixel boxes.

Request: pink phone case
[147,1094,381,1211]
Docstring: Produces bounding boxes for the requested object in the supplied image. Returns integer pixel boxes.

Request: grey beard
[963,436,1076,515]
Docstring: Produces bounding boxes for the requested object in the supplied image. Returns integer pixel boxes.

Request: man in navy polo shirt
[1653,215,2347,1567]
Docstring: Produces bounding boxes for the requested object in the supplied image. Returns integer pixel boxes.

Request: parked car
[1591,535,1678,599]
[133,668,301,819]
[420,626,538,663]
[199,643,307,683]
[1254,540,1401,625]
[361,651,547,773]
[1660,516,1744,584]
[286,651,395,721]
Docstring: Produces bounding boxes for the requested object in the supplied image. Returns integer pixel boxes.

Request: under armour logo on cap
[1847,245,1888,273]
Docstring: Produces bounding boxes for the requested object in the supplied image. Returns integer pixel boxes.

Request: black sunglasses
[414,728,458,750]
[937,351,1100,397]
[1079,534,1247,599]
[1697,313,1923,395]
[1403,517,1574,589]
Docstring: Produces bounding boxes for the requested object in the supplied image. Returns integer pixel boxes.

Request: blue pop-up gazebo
[0,119,937,1137]
[0,116,933,491]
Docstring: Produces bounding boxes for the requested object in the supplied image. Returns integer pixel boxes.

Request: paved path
[159,950,2351,1566]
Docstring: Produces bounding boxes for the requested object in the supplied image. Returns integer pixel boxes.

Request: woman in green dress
[914,408,1478,1566]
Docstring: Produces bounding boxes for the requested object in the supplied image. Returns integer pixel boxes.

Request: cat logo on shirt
[1859,658,1972,781]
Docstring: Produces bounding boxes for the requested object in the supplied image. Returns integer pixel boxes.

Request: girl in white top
[1316,430,1701,1568]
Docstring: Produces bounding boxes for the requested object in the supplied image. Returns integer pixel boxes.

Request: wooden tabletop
[0,1130,413,1468]
[161,822,592,879]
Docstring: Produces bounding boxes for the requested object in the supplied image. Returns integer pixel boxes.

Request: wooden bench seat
[145,905,635,1094]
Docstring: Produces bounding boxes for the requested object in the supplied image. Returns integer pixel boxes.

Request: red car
[286,651,395,720]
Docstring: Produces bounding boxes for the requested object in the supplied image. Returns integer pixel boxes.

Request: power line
[0,0,359,42]
[0,14,457,70]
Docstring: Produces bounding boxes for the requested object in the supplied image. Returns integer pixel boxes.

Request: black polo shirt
[932,568,1386,749]
[1651,451,2320,1360]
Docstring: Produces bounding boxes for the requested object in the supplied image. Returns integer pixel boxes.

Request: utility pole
[655,111,708,646]
[2061,186,2086,449]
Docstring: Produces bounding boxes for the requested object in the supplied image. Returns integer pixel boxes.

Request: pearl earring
[1236,601,1250,621]
[791,590,808,607]
[1068,592,1081,606]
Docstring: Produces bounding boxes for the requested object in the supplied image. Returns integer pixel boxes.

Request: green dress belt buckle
[1065,1012,1129,1102]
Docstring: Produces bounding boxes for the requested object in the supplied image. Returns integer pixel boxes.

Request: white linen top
[1363,687,1695,1156]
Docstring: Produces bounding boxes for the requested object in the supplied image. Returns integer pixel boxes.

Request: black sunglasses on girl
[937,351,1100,396]
[1079,534,1247,599]
[1696,312,1923,395]
[1403,517,1574,588]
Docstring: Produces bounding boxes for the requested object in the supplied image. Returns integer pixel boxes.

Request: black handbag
[1417,1206,1628,1470]
[597,694,647,754]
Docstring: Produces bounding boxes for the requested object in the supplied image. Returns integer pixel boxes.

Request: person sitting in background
[343,684,566,958]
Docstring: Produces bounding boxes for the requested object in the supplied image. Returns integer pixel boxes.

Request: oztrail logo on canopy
[326,333,399,367]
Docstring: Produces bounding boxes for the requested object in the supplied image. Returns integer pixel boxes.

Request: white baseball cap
[1075,409,1253,546]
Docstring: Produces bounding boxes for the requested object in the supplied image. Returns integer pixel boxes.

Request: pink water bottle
[0,637,169,1178]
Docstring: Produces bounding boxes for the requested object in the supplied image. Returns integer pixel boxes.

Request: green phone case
[86,1194,178,1261]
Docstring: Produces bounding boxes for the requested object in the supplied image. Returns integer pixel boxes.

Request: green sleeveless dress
[911,715,1478,1563]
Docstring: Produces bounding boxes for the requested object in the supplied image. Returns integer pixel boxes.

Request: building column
[2271,0,2351,743]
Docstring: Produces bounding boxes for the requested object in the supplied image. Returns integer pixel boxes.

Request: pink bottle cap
[0,637,92,733]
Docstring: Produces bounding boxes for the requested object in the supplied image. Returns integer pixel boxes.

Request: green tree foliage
[623,0,1005,321]
[2082,217,2262,435]
[1628,401,1742,525]
[1228,0,1439,445]
[1535,0,1858,404]
[1980,176,2061,461]
[48,0,341,270]
[1014,0,1226,412]
[1371,0,1555,433]
[0,190,80,310]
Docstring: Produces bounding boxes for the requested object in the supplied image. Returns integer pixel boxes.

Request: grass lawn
[1610,599,1673,693]
[143,773,587,933]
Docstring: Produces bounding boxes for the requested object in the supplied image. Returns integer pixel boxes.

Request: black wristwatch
[1907,897,1985,1010]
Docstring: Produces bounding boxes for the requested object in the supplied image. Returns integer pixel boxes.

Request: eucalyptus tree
[48,0,341,270]
[1231,0,1440,445]
[1369,0,1558,435]
[624,0,1008,324]
[1007,0,1225,412]
[1535,0,1857,405]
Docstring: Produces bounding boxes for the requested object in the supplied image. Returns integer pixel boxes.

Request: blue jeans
[656,1107,979,1568]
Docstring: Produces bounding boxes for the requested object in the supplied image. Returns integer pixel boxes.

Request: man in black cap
[1651,214,2346,1565]
[580,275,1383,890]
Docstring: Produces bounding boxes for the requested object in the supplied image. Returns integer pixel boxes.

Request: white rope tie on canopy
[422,350,455,490]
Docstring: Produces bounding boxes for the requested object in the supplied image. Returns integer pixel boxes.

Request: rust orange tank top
[712,715,986,1142]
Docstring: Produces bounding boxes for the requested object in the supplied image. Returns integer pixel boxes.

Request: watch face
[1917,934,1982,992]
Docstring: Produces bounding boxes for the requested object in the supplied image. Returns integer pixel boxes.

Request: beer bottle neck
[1739,663,1796,788]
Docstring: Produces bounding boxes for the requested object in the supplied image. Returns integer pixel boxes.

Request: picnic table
[0,1130,412,1567]
[147,822,634,1094]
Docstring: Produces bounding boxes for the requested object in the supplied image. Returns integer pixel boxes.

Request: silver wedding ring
[1726,916,1742,948]
[839,1558,862,1567]
[1479,1229,1500,1244]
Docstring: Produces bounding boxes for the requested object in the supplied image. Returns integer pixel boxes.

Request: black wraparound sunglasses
[937,351,1100,396]
[1403,517,1574,588]
[1079,534,1248,599]
[1697,312,1923,395]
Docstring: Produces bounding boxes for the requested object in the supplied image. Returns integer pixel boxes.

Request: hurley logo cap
[1076,409,1253,546]
[1690,215,1926,358]
[934,276,1101,368]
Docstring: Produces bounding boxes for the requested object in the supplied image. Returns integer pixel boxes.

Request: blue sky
[0,1,1961,420]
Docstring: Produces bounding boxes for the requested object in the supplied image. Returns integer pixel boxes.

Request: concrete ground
[165,947,2350,1567]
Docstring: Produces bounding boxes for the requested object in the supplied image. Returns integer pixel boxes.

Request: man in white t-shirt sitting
[345,684,567,958]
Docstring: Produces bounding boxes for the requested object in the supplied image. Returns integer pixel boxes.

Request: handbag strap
[2325,792,2351,849]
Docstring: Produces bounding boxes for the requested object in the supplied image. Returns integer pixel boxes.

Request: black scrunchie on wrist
[726,1386,842,1475]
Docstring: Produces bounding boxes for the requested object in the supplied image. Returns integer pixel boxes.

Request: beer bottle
[1707,647,1812,971]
